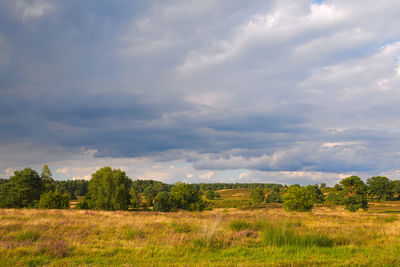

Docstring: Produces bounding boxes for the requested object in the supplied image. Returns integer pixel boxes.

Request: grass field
[1,189,400,266]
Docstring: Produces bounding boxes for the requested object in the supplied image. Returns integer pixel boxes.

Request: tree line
[1,166,400,213]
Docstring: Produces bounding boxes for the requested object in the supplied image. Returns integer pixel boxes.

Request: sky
[1,0,400,185]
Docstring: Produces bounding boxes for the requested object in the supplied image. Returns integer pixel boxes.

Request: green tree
[41,165,55,192]
[250,187,265,204]
[266,187,282,203]
[283,185,315,212]
[170,182,206,211]
[306,185,324,203]
[38,191,70,209]
[367,176,393,200]
[391,180,400,200]
[129,187,141,209]
[87,167,132,211]
[320,183,326,189]
[205,190,216,200]
[0,168,44,208]
[153,191,172,212]
[340,176,368,212]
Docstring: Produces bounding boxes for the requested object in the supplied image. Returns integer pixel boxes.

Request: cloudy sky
[1,0,400,185]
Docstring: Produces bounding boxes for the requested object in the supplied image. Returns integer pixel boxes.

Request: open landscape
[2,1,400,266]
[2,188,400,266]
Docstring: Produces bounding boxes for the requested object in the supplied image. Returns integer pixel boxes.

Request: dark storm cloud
[2,0,400,182]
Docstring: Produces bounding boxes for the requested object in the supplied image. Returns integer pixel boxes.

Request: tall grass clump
[262,222,333,247]
[15,230,40,242]
[229,220,252,231]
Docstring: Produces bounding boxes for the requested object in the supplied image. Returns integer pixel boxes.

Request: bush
[250,187,265,204]
[38,191,70,209]
[283,186,315,212]
[205,190,216,200]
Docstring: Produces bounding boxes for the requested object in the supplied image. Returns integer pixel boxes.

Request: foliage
[153,191,173,212]
[367,176,393,200]
[87,167,132,211]
[0,168,44,208]
[170,182,207,211]
[283,185,315,211]
[326,191,346,205]
[205,190,217,200]
[250,187,265,204]
[41,165,55,193]
[266,187,282,203]
[55,180,89,200]
[340,176,368,212]
[129,187,142,209]
[306,185,324,203]
[38,191,70,209]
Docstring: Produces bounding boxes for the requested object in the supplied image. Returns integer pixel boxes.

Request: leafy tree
[38,191,70,209]
[367,176,393,200]
[340,176,368,212]
[205,190,216,200]
[266,187,282,203]
[391,180,400,200]
[0,168,44,208]
[170,182,206,211]
[250,187,265,204]
[129,187,141,209]
[283,185,315,212]
[41,165,55,192]
[326,191,346,205]
[87,167,132,211]
[143,186,159,207]
[153,191,173,212]
[320,183,326,189]
[306,185,324,203]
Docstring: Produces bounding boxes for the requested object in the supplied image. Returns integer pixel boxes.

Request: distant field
[2,189,400,266]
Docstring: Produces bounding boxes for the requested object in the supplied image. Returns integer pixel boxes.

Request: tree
[391,180,400,200]
[41,165,55,192]
[367,176,393,200]
[38,191,70,209]
[0,168,44,208]
[306,185,324,203]
[153,191,172,212]
[87,167,132,211]
[250,187,265,204]
[283,185,315,212]
[340,176,368,212]
[170,182,206,211]
[129,187,141,209]
[205,190,216,200]
[266,187,282,203]
[320,183,326,189]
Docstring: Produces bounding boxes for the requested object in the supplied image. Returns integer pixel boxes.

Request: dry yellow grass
[1,205,400,266]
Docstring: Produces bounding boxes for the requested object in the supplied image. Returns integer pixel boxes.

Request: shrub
[250,187,265,204]
[38,191,70,209]
[283,186,315,211]
[205,190,216,200]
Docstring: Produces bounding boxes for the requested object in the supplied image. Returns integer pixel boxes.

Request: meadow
[1,189,400,266]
